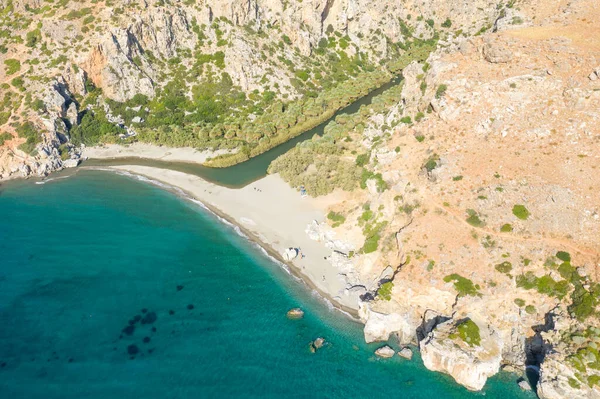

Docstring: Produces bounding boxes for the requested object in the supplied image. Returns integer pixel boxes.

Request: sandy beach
[100,165,362,316]
[82,143,234,164]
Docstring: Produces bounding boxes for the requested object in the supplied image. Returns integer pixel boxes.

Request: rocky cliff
[283,0,600,394]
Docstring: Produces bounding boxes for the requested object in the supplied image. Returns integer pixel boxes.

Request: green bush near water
[449,319,481,347]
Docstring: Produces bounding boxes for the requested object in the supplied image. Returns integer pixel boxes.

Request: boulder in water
[309,337,326,353]
[375,345,396,358]
[286,308,304,319]
[398,347,413,360]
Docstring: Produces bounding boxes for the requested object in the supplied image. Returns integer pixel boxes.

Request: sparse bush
[377,281,393,301]
[435,84,448,99]
[512,204,530,220]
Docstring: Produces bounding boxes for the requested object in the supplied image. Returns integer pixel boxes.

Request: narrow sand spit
[103,165,361,317]
[82,143,233,163]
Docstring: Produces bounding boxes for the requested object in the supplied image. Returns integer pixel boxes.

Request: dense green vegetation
[495,261,512,274]
[269,81,404,196]
[70,110,126,146]
[12,121,40,154]
[3,58,20,75]
[466,209,485,227]
[327,211,346,228]
[377,281,394,301]
[515,253,599,321]
[512,204,530,220]
[443,274,481,297]
[449,319,481,347]
[0,132,12,145]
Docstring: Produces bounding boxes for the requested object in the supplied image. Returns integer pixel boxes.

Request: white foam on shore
[35,175,73,185]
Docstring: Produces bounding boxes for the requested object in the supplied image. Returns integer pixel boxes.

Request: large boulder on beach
[375,345,396,358]
[283,247,298,261]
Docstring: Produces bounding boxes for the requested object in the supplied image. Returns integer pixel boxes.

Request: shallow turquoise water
[0,171,533,398]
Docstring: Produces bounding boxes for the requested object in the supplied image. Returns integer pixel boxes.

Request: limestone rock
[359,303,416,344]
[420,318,503,391]
[282,247,298,261]
[309,337,326,353]
[398,347,413,360]
[286,308,304,319]
[375,345,395,358]
[482,39,513,63]
[538,354,600,399]
[517,379,531,391]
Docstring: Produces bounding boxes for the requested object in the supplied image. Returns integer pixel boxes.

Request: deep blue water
[0,171,533,398]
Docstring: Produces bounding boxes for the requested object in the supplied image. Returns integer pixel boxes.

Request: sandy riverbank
[97,165,362,316]
[82,143,234,164]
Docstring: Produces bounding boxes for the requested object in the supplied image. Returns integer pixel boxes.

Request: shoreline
[81,143,234,164]
[84,165,362,320]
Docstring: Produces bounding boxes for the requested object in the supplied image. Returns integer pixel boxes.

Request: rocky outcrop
[286,308,304,319]
[398,347,413,360]
[359,303,416,344]
[420,318,503,391]
[374,345,395,358]
[482,37,513,63]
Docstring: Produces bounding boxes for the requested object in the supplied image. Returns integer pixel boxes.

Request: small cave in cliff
[524,311,556,393]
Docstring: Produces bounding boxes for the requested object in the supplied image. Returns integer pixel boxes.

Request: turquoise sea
[0,171,533,398]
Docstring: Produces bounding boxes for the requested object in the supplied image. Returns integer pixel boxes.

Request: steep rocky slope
[270,0,600,395]
[0,0,505,178]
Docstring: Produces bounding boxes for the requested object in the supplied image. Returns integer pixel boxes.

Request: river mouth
[83,76,403,188]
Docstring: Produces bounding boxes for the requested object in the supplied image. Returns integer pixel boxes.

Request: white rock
[398,347,413,360]
[518,379,531,391]
[420,318,503,391]
[375,345,395,358]
[359,303,416,344]
[282,247,298,261]
[63,159,80,168]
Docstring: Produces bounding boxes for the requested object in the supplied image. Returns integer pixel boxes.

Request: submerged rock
[375,345,396,358]
[141,312,157,324]
[286,308,304,319]
[309,337,326,353]
[127,344,139,355]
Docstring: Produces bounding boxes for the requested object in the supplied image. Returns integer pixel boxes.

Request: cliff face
[292,0,600,394]
[0,0,505,178]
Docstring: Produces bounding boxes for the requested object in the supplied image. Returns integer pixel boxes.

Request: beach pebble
[375,345,395,358]
[398,347,413,360]
[286,308,304,319]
